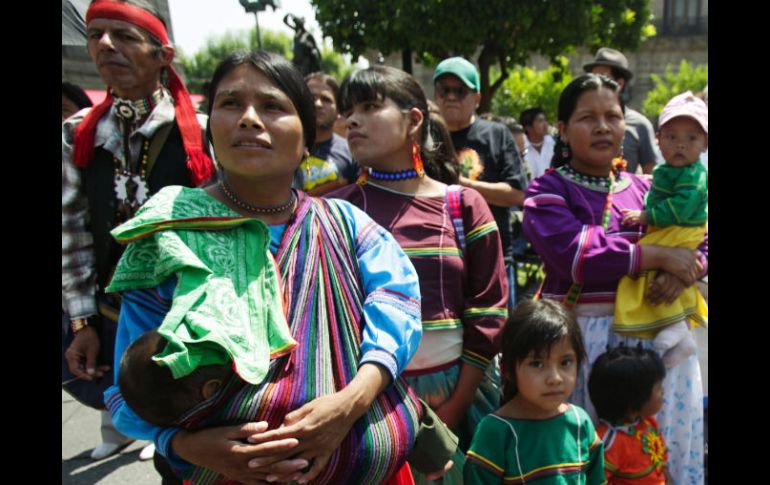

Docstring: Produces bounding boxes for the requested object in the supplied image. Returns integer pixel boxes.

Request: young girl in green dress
[464,299,606,484]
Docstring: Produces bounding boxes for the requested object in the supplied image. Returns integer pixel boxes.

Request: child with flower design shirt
[589,346,671,484]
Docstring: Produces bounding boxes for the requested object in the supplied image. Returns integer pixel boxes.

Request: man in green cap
[433,56,528,311]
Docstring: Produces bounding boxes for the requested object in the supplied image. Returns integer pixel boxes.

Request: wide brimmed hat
[583,48,633,81]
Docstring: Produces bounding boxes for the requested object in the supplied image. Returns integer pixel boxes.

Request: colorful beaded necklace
[218,176,296,215]
[112,88,166,125]
[561,157,627,308]
[113,139,150,224]
[558,164,615,192]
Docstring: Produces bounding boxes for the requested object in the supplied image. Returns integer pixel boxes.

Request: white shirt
[525,135,555,179]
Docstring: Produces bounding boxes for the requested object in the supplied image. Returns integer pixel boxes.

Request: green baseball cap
[433,57,480,92]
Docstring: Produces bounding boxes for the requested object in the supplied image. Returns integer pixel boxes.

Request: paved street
[61,330,707,484]
[62,390,159,485]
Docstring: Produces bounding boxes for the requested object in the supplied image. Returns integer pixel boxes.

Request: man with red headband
[62,0,214,468]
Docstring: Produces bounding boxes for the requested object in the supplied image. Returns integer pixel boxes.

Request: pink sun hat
[658,91,708,134]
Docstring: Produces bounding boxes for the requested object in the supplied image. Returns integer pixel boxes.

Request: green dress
[464,404,606,484]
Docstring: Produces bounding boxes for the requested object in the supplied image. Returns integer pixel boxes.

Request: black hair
[305,71,341,106]
[338,65,445,179]
[62,82,93,110]
[206,50,316,150]
[609,66,629,85]
[550,73,623,170]
[118,330,233,427]
[500,299,586,402]
[425,111,460,184]
[520,108,545,129]
[588,346,666,424]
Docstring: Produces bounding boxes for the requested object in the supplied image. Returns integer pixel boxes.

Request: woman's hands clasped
[658,247,702,287]
[246,391,360,483]
[171,422,307,485]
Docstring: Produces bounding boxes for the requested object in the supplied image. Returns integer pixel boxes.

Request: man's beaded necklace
[111,88,166,223]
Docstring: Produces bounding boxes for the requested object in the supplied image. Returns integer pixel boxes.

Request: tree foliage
[311,0,654,112]
[490,57,573,124]
[641,61,708,122]
[178,28,353,94]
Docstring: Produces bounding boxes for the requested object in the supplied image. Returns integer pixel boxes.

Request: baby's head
[588,346,666,424]
[500,299,586,403]
[118,330,233,427]
[657,91,708,168]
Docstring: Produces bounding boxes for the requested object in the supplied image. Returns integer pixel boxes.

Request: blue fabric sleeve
[328,198,423,380]
[104,278,191,470]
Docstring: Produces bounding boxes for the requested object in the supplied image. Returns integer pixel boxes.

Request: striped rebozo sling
[177,194,422,485]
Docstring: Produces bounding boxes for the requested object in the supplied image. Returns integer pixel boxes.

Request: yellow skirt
[614,224,708,338]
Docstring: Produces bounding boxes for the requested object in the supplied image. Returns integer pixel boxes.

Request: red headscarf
[73,0,213,186]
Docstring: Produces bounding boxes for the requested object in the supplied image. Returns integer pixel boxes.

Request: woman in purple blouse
[522,74,706,485]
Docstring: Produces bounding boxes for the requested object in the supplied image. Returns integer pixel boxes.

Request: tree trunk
[402,49,413,74]
[476,45,509,114]
[477,46,494,114]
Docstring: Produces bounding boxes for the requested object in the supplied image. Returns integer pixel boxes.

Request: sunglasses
[435,84,471,100]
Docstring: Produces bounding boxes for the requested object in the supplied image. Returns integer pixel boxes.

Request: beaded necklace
[111,89,166,224]
[357,166,422,184]
[218,177,296,215]
[114,139,150,224]
[112,88,166,125]
[558,164,615,192]
[560,158,627,309]
[369,167,421,181]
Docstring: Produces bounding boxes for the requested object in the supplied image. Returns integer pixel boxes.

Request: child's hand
[621,209,646,226]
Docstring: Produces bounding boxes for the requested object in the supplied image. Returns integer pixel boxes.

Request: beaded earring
[612,146,628,174]
[561,141,570,159]
[411,140,425,177]
[356,167,370,185]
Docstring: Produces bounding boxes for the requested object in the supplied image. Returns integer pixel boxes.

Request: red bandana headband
[74,0,214,186]
[85,0,169,44]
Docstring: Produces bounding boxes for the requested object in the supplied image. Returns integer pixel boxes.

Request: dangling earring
[612,145,628,173]
[356,167,370,185]
[411,140,425,177]
[561,141,570,159]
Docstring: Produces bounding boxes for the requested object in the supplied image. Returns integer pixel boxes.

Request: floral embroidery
[629,420,668,471]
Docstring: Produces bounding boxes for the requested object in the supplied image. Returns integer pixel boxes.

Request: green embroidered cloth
[106,186,297,385]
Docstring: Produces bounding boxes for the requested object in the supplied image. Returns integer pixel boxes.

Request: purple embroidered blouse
[523,170,708,305]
